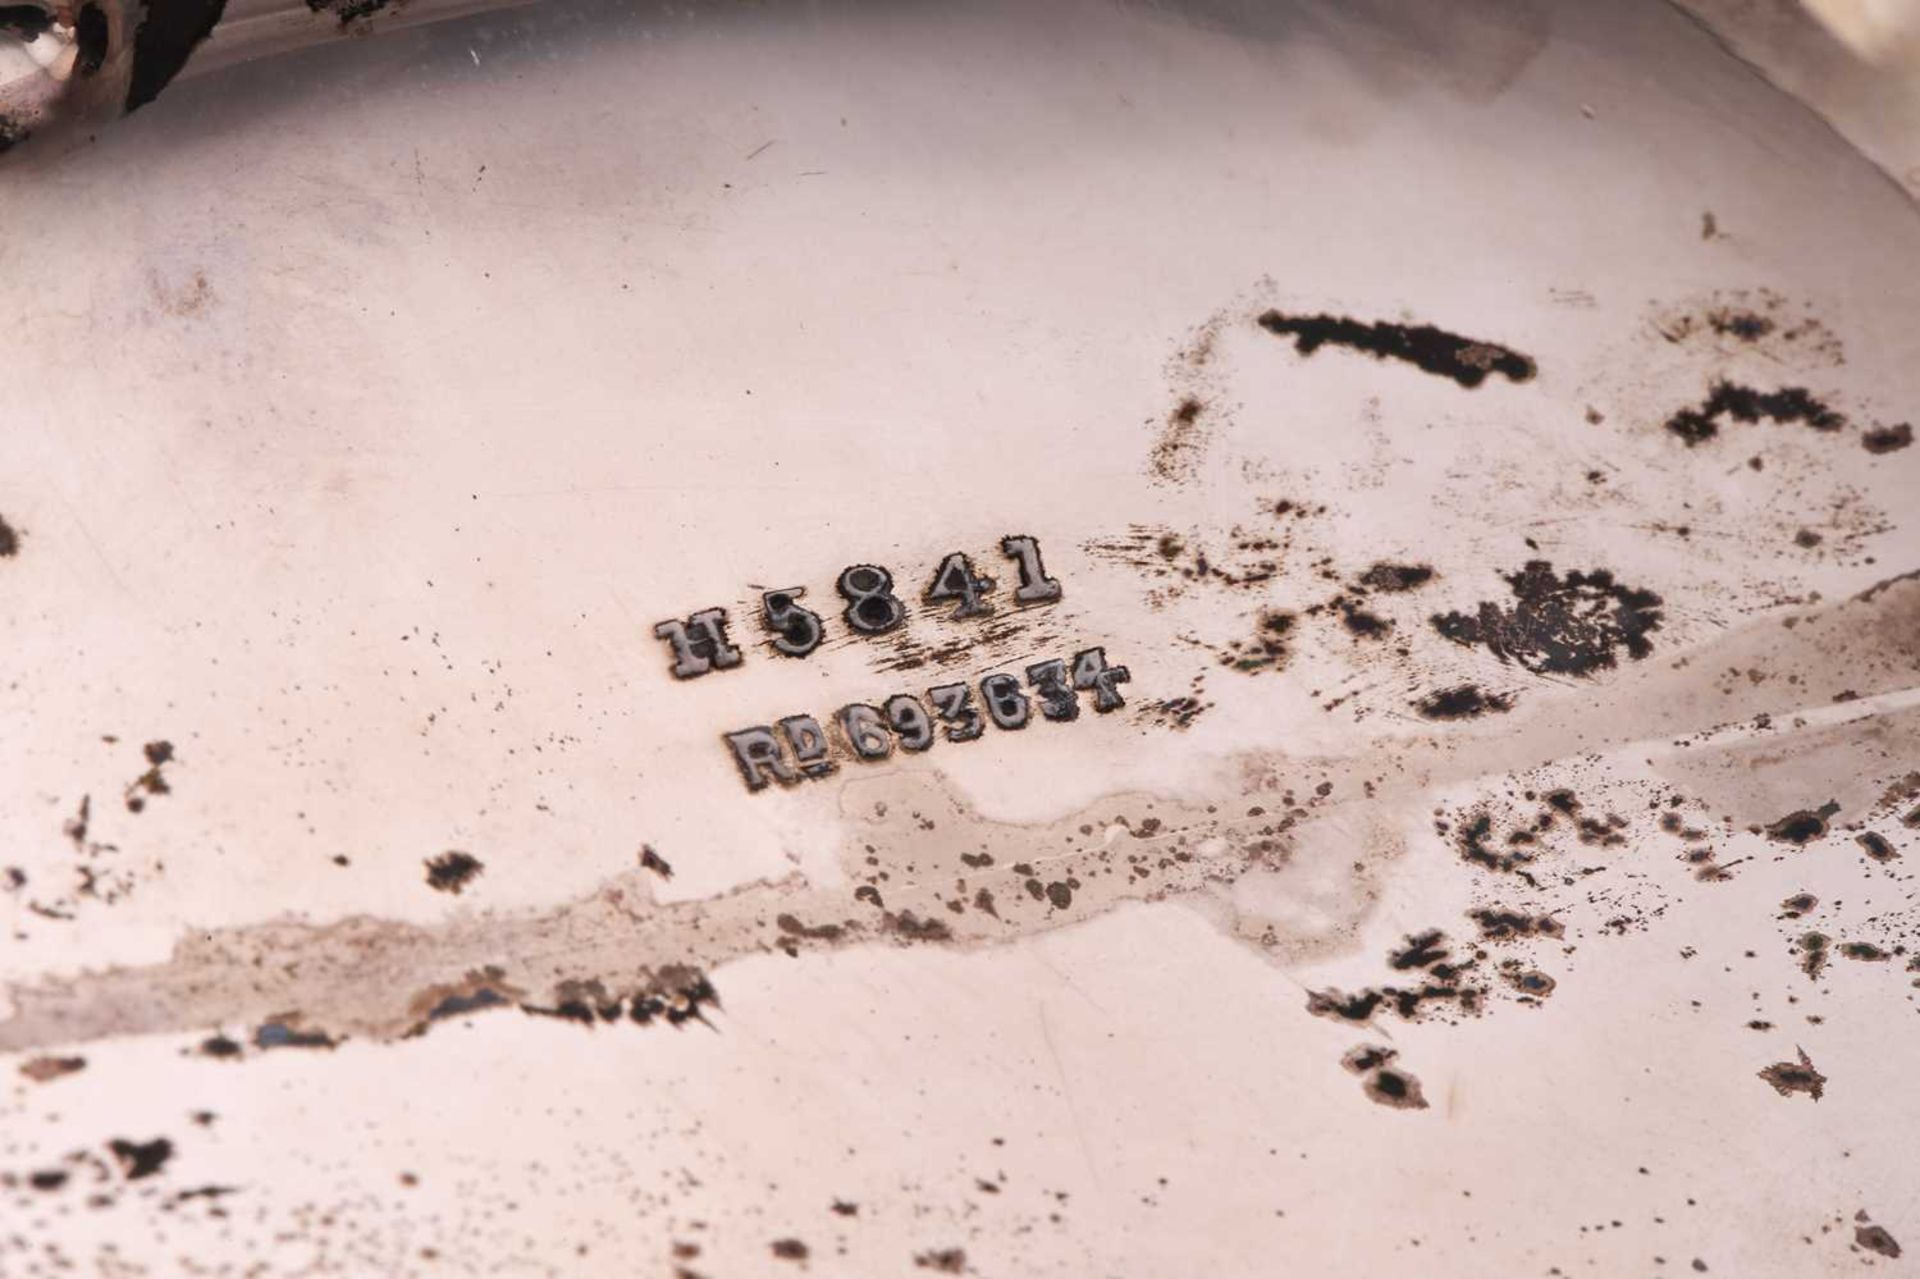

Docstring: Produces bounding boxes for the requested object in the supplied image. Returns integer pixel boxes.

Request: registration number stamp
[651,536,1132,791]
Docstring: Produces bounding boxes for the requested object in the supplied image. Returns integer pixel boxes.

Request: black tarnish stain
[1358,562,1435,593]
[884,911,952,942]
[19,1055,86,1082]
[1365,1066,1429,1110]
[108,1137,174,1180]
[1387,930,1448,970]
[1257,310,1537,388]
[1799,932,1830,980]
[1763,802,1839,846]
[1431,561,1662,676]
[639,845,674,879]
[1044,881,1073,910]
[197,1034,242,1058]
[776,913,845,942]
[1856,1220,1902,1259]
[1414,684,1515,720]
[0,514,19,558]
[424,851,483,894]
[1857,832,1899,862]
[254,1020,337,1050]
[1779,892,1818,919]
[29,1169,68,1191]
[770,1239,809,1262]
[1470,908,1564,941]
[1861,422,1913,454]
[914,1249,968,1272]
[1757,1049,1826,1100]
[124,740,175,813]
[1664,381,1848,445]
[305,0,390,24]
[426,988,508,1020]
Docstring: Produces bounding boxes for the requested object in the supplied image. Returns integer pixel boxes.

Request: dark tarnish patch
[1387,930,1449,970]
[1358,562,1434,593]
[19,1055,85,1082]
[1758,1049,1826,1100]
[1778,892,1818,919]
[1306,973,1484,1025]
[1856,1219,1902,1259]
[108,1137,174,1180]
[1364,1066,1429,1110]
[1762,801,1839,846]
[1212,609,1296,674]
[1799,932,1830,981]
[407,967,522,1032]
[123,740,175,813]
[254,1019,337,1050]
[519,968,719,1029]
[639,845,674,880]
[0,514,19,558]
[305,0,392,24]
[1255,310,1536,388]
[1414,684,1515,720]
[1861,422,1913,454]
[424,851,484,894]
[1431,561,1662,676]
[914,1248,968,1272]
[1856,832,1899,862]
[1469,907,1564,941]
[1337,1043,1429,1110]
[1663,381,1848,445]
[770,1239,809,1262]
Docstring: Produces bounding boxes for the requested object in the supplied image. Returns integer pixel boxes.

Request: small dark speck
[0,514,19,557]
[640,845,674,880]
[770,1239,809,1262]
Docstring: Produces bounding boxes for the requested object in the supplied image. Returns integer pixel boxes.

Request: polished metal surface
[1,2,1916,1274]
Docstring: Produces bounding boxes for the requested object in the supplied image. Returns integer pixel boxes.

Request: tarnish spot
[1757,1048,1826,1100]
[1256,310,1536,388]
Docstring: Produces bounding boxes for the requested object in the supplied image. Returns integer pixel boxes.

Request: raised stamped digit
[924,551,994,620]
[1071,646,1131,712]
[837,703,893,760]
[980,672,1031,730]
[927,682,985,742]
[999,535,1063,605]
[884,694,935,752]
[837,564,906,635]
[654,607,743,679]
[1025,658,1079,722]
[762,588,824,658]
